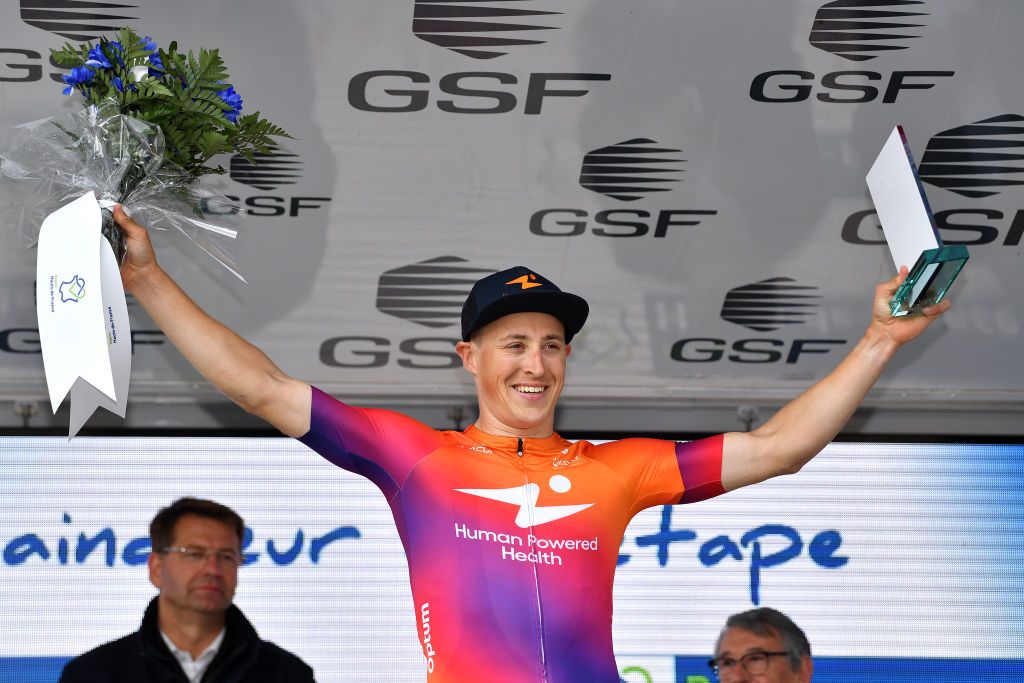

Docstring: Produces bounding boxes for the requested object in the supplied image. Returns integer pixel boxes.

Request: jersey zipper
[518,437,549,680]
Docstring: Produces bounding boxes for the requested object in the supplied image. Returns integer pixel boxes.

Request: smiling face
[148,514,239,623]
[455,311,570,438]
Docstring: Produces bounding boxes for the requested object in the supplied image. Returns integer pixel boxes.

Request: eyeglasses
[708,651,789,678]
[159,546,242,567]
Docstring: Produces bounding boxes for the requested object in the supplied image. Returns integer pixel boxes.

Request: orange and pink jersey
[299,387,725,682]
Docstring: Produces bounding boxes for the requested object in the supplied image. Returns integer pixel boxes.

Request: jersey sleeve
[672,434,726,503]
[590,434,726,516]
[297,386,446,499]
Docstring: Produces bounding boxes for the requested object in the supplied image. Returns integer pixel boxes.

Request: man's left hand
[869,266,952,348]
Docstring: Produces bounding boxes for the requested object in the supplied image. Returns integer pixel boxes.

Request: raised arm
[720,267,951,491]
[115,205,311,437]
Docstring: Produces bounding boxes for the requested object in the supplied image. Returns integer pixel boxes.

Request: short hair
[149,497,244,552]
[716,607,811,671]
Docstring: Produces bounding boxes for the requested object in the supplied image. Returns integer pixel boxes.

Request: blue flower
[107,40,125,67]
[112,76,137,93]
[132,35,164,76]
[217,85,243,123]
[84,45,112,69]
[148,52,164,76]
[61,66,95,95]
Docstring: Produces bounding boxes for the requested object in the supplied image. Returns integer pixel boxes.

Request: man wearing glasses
[59,498,315,683]
[708,607,813,682]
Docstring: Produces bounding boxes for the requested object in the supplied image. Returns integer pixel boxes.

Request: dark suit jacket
[59,597,315,683]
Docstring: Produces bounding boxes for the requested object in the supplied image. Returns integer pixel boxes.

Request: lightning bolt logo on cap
[506,274,542,290]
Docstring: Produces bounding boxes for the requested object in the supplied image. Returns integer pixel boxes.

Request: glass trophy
[866,126,969,317]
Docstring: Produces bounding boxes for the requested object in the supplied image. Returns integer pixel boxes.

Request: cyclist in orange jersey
[113,205,949,682]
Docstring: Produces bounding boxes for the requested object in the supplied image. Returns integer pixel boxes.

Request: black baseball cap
[461,266,589,343]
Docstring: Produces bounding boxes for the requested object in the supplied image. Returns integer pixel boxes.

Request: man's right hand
[113,204,159,293]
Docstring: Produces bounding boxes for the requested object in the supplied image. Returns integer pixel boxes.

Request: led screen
[1,437,1022,682]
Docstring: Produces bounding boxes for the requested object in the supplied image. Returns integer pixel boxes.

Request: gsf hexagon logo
[347,0,607,114]
[412,0,561,60]
[750,0,953,104]
[842,115,1024,249]
[670,277,845,365]
[808,0,927,62]
[20,0,138,41]
[376,256,493,328]
[530,137,715,239]
[917,115,1024,199]
[230,150,302,192]
[220,148,329,218]
[319,257,495,370]
[4,0,139,85]
[720,278,821,332]
[579,139,683,202]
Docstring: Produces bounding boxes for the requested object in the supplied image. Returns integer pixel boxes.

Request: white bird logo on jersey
[456,475,593,528]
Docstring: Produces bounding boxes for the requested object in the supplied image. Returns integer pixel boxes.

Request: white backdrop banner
[0,436,1022,682]
[1,1,1023,432]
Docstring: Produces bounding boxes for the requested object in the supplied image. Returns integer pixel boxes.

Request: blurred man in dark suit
[60,497,314,683]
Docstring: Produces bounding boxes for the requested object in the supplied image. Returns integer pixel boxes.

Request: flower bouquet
[2,27,290,273]
[0,28,290,435]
